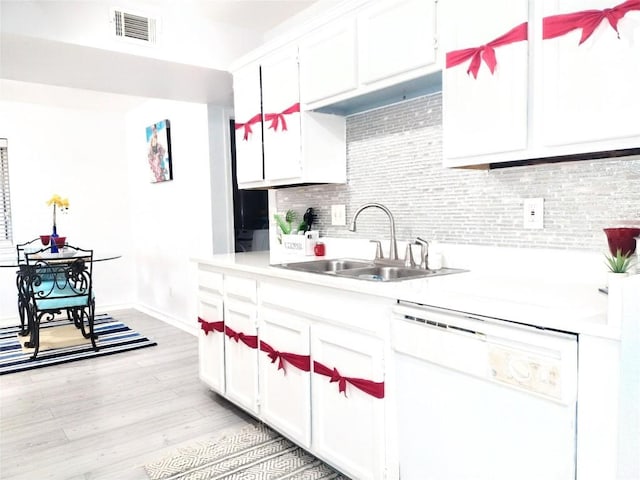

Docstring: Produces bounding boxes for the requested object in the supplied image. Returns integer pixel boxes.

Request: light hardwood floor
[0,308,255,480]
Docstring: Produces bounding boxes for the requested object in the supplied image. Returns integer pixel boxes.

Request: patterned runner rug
[144,423,350,480]
[0,313,157,375]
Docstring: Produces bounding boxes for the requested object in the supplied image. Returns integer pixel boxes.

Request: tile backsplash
[275,92,640,252]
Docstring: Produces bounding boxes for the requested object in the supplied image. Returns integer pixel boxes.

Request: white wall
[0,98,135,321]
[0,0,262,71]
[207,105,235,254]
[124,100,215,333]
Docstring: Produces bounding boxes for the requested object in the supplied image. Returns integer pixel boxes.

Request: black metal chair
[16,237,44,264]
[21,245,98,359]
[15,238,42,335]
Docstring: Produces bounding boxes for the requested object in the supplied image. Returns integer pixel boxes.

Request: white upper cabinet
[442,0,529,163]
[358,0,437,85]
[232,47,346,190]
[232,62,264,184]
[298,0,439,111]
[539,0,640,152]
[443,0,640,167]
[299,19,359,105]
[261,47,303,182]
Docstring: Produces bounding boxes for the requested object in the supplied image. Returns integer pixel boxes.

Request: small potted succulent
[605,248,632,275]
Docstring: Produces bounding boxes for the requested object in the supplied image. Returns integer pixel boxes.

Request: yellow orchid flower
[46,194,69,209]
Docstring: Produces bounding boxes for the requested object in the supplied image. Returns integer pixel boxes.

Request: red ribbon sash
[234,113,262,141]
[313,361,385,399]
[446,22,528,78]
[543,0,640,44]
[259,340,311,373]
[264,103,300,132]
[198,317,224,335]
[224,325,258,349]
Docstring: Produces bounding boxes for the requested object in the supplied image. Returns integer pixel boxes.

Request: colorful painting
[146,119,173,183]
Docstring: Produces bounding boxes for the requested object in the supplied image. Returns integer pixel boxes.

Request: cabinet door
[197,291,225,393]
[233,62,264,184]
[358,0,437,85]
[258,307,311,447]
[261,47,303,182]
[442,0,529,163]
[224,299,259,415]
[299,19,358,105]
[540,0,640,150]
[311,324,386,480]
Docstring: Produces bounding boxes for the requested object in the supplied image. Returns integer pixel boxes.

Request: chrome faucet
[348,203,398,260]
[415,237,429,269]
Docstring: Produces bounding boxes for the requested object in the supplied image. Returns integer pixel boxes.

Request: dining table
[0,247,121,343]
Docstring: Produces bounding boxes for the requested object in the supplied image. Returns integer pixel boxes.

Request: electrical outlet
[523,198,544,229]
[331,204,346,226]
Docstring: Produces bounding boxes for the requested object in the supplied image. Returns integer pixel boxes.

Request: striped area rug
[0,313,157,375]
[144,423,350,480]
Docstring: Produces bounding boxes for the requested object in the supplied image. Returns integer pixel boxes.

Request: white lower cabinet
[197,290,225,393]
[224,298,260,415]
[311,323,386,480]
[197,267,225,393]
[196,264,395,479]
[258,306,312,448]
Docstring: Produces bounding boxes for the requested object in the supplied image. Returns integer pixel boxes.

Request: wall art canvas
[146,119,173,183]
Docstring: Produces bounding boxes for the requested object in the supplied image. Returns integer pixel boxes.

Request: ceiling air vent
[112,9,157,44]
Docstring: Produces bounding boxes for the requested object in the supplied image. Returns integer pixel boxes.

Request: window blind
[0,138,13,243]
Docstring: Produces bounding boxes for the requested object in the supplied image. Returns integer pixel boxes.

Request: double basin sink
[274,258,465,282]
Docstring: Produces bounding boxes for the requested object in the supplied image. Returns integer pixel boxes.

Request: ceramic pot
[603,227,640,256]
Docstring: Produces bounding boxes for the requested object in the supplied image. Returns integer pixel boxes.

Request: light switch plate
[331,204,346,226]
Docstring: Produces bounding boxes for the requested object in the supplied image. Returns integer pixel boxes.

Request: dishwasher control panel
[488,344,562,401]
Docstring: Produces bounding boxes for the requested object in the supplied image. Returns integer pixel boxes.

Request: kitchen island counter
[193,250,613,338]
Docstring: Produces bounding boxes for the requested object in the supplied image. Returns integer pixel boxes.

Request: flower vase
[50,224,59,253]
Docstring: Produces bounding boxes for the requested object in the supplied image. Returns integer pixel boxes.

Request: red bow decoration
[198,317,224,335]
[543,0,640,43]
[224,325,258,349]
[313,361,385,399]
[264,103,300,132]
[446,22,528,78]
[259,340,311,374]
[234,113,262,141]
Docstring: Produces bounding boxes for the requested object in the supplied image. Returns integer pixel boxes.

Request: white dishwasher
[392,301,578,480]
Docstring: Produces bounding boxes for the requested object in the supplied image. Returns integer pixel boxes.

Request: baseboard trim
[134,303,197,337]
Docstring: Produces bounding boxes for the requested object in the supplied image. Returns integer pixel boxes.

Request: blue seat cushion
[33,282,95,311]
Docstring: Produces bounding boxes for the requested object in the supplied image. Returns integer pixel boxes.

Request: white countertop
[193,248,616,338]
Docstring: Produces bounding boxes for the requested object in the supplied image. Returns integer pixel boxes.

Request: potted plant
[274,209,306,237]
[605,248,632,275]
[274,209,308,251]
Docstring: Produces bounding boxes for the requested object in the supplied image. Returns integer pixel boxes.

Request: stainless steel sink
[276,258,374,273]
[335,265,435,281]
[274,258,466,282]
[336,265,465,281]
